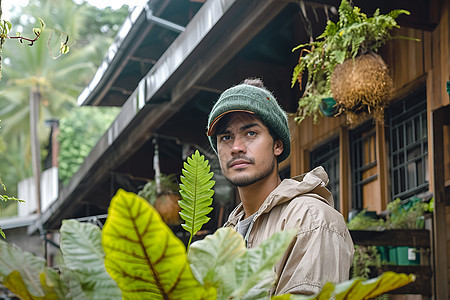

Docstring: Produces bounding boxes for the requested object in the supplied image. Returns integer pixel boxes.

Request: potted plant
[292,0,414,123]
[138,173,182,226]
[292,69,334,123]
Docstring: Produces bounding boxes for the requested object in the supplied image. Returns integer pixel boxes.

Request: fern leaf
[178,150,215,249]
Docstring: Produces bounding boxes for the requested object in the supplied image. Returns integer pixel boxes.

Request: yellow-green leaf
[38,18,46,30]
[3,272,60,300]
[334,272,415,299]
[102,189,213,299]
[280,271,415,299]
[0,240,67,299]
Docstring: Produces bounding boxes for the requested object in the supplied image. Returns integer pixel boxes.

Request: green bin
[396,246,420,265]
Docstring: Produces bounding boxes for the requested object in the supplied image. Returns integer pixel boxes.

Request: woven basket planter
[330,52,393,123]
[154,193,182,226]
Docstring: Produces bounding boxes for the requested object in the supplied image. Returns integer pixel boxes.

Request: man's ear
[274,140,283,157]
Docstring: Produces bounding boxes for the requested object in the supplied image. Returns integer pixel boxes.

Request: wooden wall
[288,0,449,296]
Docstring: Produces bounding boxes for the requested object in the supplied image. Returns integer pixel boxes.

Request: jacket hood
[225,166,333,227]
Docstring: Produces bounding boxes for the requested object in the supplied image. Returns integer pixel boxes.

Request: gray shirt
[235,213,256,237]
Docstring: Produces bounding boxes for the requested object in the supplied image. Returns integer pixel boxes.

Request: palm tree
[0,0,128,199]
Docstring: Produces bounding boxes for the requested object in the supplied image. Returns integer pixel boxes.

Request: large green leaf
[189,228,295,300]
[0,239,67,299]
[59,219,121,299]
[226,229,296,300]
[188,227,246,285]
[102,189,214,299]
[272,271,415,299]
[178,150,215,248]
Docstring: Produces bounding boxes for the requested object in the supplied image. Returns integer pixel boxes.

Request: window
[310,138,340,210]
[388,89,428,200]
[350,122,377,210]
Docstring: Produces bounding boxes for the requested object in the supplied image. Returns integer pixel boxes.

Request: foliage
[58,106,119,185]
[102,189,213,299]
[385,198,429,229]
[272,272,414,300]
[1,18,45,47]
[0,120,23,238]
[347,198,429,231]
[347,209,385,231]
[0,221,116,299]
[294,73,331,124]
[351,246,383,279]
[178,150,215,250]
[189,227,296,299]
[138,173,180,206]
[59,219,121,299]
[0,0,128,201]
[291,0,411,124]
[138,173,182,225]
[0,150,414,299]
[0,18,46,83]
[102,189,413,300]
[0,176,23,238]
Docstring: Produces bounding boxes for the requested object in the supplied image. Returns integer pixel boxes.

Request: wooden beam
[170,0,288,106]
[339,125,350,220]
[375,120,389,212]
[350,230,430,247]
[288,115,301,177]
[431,105,449,300]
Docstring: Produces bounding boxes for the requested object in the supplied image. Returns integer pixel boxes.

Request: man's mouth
[227,158,253,169]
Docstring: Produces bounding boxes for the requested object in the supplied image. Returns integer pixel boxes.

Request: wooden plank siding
[286,0,449,296]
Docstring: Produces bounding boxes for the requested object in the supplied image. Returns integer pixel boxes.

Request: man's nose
[231,136,246,155]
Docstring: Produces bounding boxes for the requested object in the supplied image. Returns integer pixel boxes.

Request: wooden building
[26,0,449,297]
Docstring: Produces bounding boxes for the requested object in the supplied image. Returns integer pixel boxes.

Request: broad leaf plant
[0,150,415,299]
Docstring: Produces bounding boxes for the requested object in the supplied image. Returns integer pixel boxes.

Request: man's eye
[247,131,256,136]
[220,135,232,141]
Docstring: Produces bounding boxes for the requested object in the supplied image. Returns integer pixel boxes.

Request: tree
[0,0,128,199]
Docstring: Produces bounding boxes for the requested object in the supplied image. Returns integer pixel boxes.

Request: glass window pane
[311,138,340,210]
[350,123,376,210]
[388,88,428,200]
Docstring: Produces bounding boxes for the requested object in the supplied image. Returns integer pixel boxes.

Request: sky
[2,0,146,19]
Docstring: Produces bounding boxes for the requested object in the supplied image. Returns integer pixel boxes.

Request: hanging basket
[154,193,182,226]
[330,52,393,123]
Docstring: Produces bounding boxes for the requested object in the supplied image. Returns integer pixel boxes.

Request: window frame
[388,88,429,200]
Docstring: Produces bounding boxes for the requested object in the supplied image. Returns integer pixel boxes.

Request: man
[206,78,354,296]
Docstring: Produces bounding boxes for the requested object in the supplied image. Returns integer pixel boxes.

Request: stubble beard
[224,156,277,187]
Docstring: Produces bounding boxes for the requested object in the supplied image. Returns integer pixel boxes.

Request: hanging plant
[292,0,415,123]
[330,51,392,121]
[138,173,182,226]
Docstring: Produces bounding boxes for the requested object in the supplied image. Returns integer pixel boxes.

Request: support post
[30,87,41,215]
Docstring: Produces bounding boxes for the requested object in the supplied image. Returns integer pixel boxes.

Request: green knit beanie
[207,83,291,163]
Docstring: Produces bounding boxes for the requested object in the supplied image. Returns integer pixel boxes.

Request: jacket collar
[224,166,332,227]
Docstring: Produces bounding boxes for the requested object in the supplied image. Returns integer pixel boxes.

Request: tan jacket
[224,166,354,296]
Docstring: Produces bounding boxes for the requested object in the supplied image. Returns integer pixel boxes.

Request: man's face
[216,112,283,187]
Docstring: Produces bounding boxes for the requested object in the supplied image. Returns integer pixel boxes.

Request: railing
[350,229,432,295]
